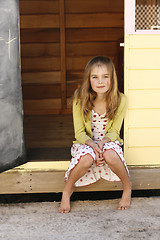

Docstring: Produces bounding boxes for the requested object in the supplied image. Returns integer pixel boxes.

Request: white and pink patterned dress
[65,110,129,187]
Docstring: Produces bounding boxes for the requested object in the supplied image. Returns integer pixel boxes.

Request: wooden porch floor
[24,115,74,161]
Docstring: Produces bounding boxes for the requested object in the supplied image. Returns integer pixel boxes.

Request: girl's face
[90,64,111,96]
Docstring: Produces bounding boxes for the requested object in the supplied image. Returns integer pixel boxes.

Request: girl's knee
[103,150,119,165]
[79,154,94,168]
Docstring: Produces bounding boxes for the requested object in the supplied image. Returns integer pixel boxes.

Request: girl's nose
[98,78,102,83]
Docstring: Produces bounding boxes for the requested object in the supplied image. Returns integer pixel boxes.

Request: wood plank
[22,72,61,84]
[129,49,160,69]
[22,84,61,99]
[66,13,124,28]
[128,128,160,147]
[20,28,123,44]
[24,108,72,116]
[25,139,73,149]
[66,71,83,83]
[23,98,72,115]
[20,13,123,29]
[66,42,117,56]
[20,15,59,29]
[0,166,160,194]
[60,0,67,109]
[66,28,124,43]
[21,43,60,57]
[125,147,160,165]
[128,109,160,128]
[22,82,78,99]
[19,0,59,15]
[67,56,92,71]
[19,0,124,14]
[128,70,160,89]
[24,115,74,148]
[65,0,124,13]
[21,42,118,58]
[21,57,60,72]
[27,148,71,161]
[66,56,114,71]
[20,29,60,43]
[128,89,160,109]
[23,98,61,112]
[66,82,79,96]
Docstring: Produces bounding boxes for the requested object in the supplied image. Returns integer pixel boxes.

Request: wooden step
[0,164,159,194]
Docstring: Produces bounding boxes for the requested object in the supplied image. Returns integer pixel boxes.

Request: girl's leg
[103,150,132,210]
[59,154,94,213]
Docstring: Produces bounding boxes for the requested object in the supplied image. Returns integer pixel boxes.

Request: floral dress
[65,110,129,187]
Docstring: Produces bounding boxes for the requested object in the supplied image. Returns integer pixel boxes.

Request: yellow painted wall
[124,34,160,166]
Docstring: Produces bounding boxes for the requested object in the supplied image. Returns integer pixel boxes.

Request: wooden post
[59,0,66,109]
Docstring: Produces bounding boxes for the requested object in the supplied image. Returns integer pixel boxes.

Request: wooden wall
[20,0,124,115]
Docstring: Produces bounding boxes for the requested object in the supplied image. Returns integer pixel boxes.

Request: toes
[62,209,70,213]
[58,208,63,213]
[117,205,130,210]
[59,207,70,213]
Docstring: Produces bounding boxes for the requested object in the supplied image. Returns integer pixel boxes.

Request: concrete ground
[0,197,159,240]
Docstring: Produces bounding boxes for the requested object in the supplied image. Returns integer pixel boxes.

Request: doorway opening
[19,0,124,162]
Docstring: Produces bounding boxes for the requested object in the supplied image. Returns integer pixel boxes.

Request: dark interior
[19,0,124,161]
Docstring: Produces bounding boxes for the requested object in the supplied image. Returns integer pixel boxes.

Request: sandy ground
[0,197,159,240]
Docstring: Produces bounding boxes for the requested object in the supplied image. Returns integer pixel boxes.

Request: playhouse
[0,0,159,194]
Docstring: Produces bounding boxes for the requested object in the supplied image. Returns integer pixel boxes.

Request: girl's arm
[73,99,103,163]
[105,94,127,142]
[73,99,91,144]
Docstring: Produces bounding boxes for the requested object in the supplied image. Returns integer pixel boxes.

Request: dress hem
[64,153,95,183]
[71,177,121,188]
[64,141,129,187]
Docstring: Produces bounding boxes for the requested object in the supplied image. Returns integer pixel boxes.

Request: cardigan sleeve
[73,99,91,144]
[105,94,127,142]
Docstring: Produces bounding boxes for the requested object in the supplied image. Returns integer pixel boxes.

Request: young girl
[59,56,132,213]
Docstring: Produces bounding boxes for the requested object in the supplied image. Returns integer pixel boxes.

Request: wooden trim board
[0,162,160,194]
[60,0,67,109]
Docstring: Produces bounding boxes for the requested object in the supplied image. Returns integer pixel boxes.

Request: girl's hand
[97,137,111,150]
[95,154,105,166]
[93,145,106,166]
[96,140,104,151]
[85,139,101,153]
[85,139,103,164]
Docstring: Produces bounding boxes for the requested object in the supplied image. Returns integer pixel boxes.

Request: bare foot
[117,189,132,210]
[59,191,72,213]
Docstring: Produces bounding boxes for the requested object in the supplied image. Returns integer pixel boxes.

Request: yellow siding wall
[124,35,160,166]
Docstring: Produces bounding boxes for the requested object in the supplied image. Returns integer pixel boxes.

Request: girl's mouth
[97,86,105,88]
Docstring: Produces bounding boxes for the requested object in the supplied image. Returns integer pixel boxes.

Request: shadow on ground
[0,189,160,204]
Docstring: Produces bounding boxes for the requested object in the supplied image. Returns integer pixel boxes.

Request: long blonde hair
[74,56,121,120]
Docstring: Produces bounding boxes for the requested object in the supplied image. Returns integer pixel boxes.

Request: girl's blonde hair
[74,56,120,120]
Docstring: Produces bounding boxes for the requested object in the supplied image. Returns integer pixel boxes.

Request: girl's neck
[95,93,106,102]
[93,95,107,115]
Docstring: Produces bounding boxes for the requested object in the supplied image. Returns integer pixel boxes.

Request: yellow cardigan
[72,93,127,144]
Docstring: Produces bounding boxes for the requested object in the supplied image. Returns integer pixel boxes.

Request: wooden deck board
[0,163,159,194]
[24,115,74,149]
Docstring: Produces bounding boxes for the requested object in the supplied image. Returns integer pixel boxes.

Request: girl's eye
[92,76,97,79]
[104,75,109,78]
